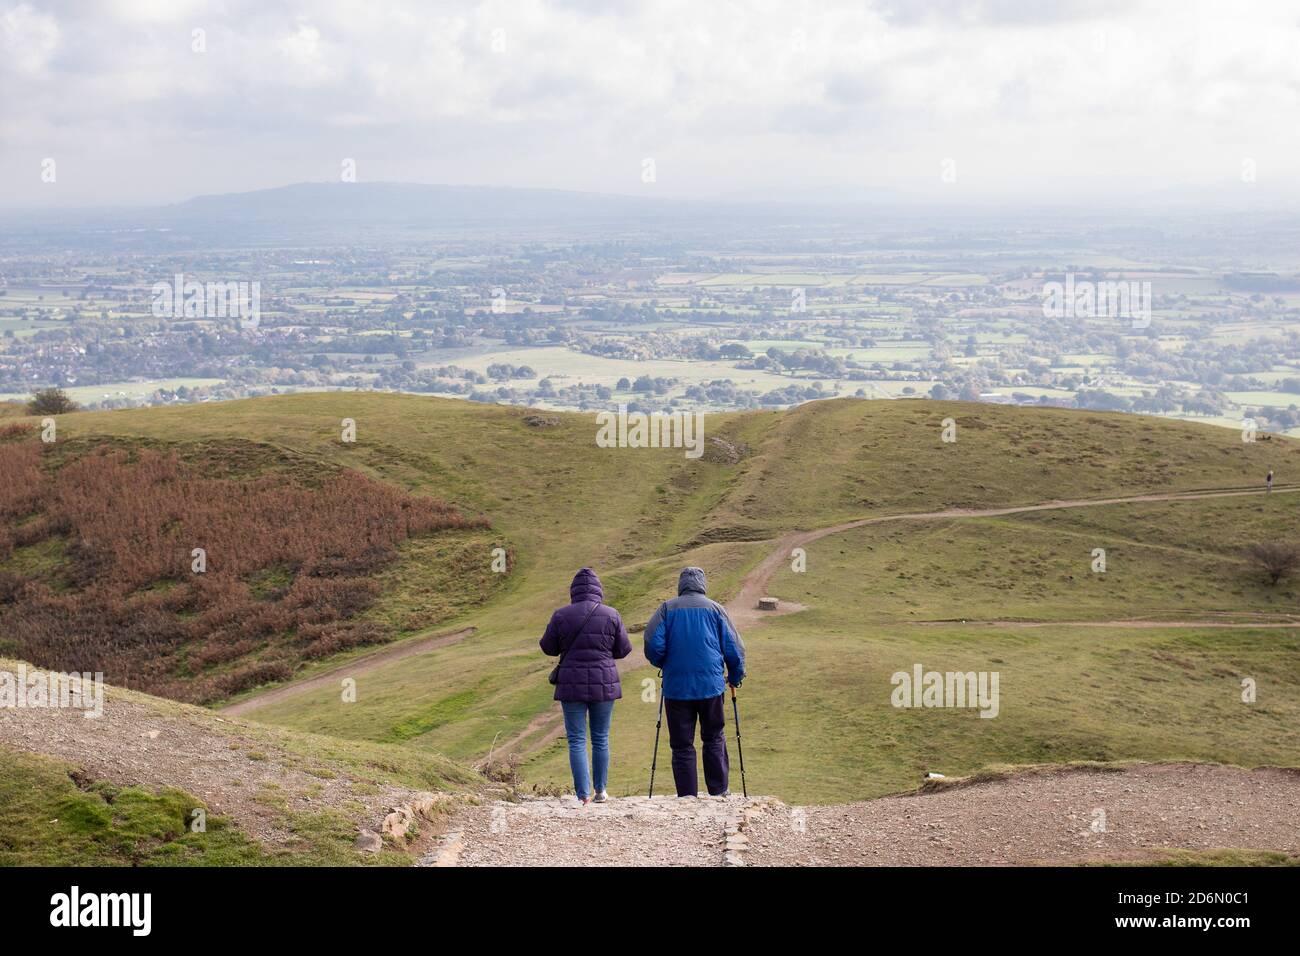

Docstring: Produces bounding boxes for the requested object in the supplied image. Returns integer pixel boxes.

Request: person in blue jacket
[643,567,746,797]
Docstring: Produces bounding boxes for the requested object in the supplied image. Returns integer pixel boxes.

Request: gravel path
[746,763,1300,866]
[429,764,1300,867]
[427,794,777,867]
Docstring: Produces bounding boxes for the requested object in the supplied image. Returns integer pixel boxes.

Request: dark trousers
[665,694,729,796]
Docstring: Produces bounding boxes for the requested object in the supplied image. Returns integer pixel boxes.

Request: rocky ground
[6,673,1298,866]
[424,794,779,867]
[0,664,425,850]
[432,764,1300,867]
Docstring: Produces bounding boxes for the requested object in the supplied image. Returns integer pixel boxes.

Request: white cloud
[0,2,60,75]
[1,0,1298,206]
[277,22,329,80]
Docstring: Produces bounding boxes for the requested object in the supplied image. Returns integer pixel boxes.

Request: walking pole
[730,684,748,799]
[648,670,665,798]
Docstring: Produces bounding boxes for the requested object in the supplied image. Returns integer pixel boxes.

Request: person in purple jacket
[540,568,632,804]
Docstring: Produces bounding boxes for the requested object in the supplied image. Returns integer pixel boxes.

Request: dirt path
[430,763,1300,867]
[221,627,476,717]
[726,485,1298,628]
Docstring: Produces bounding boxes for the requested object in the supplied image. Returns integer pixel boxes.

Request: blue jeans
[560,699,615,799]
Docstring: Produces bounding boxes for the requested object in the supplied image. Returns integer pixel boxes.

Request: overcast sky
[2,0,1298,209]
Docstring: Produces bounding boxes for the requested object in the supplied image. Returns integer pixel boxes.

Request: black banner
[0,865,1290,941]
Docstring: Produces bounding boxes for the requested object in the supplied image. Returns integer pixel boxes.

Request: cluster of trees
[1074,387,1229,417]
[744,347,849,378]
[486,362,537,381]
[614,375,679,396]
[469,380,614,408]
[759,382,831,405]
[373,363,488,393]
[683,379,756,406]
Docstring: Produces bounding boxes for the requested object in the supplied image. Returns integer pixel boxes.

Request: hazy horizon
[5,177,1300,219]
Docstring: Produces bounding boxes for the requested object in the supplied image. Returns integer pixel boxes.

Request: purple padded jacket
[540,568,632,702]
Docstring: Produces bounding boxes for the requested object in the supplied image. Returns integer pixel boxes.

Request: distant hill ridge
[171,181,691,224]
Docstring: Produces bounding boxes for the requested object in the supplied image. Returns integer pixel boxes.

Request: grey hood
[677,566,707,595]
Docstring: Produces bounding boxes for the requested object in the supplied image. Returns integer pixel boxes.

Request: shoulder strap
[558,601,601,664]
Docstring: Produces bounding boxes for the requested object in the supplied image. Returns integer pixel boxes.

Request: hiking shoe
[593,791,608,803]
[579,795,592,806]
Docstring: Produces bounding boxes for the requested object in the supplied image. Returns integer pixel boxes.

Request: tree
[28,388,79,416]
[1244,542,1300,585]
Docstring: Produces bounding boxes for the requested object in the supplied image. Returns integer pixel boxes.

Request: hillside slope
[4,393,1299,812]
[701,398,1300,538]
[0,434,496,702]
[10,657,1294,867]
[0,660,490,865]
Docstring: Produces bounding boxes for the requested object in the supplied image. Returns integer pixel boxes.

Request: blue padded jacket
[643,567,746,700]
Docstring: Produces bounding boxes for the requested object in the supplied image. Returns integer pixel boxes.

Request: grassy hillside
[517,491,1300,803]
[768,495,1300,624]
[4,393,1299,809]
[700,399,1300,537]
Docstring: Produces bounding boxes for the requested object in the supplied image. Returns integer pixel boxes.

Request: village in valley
[3,203,1300,438]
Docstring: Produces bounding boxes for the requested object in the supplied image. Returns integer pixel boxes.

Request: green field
[1227,391,1300,409]
[0,378,224,406]
[424,345,794,395]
